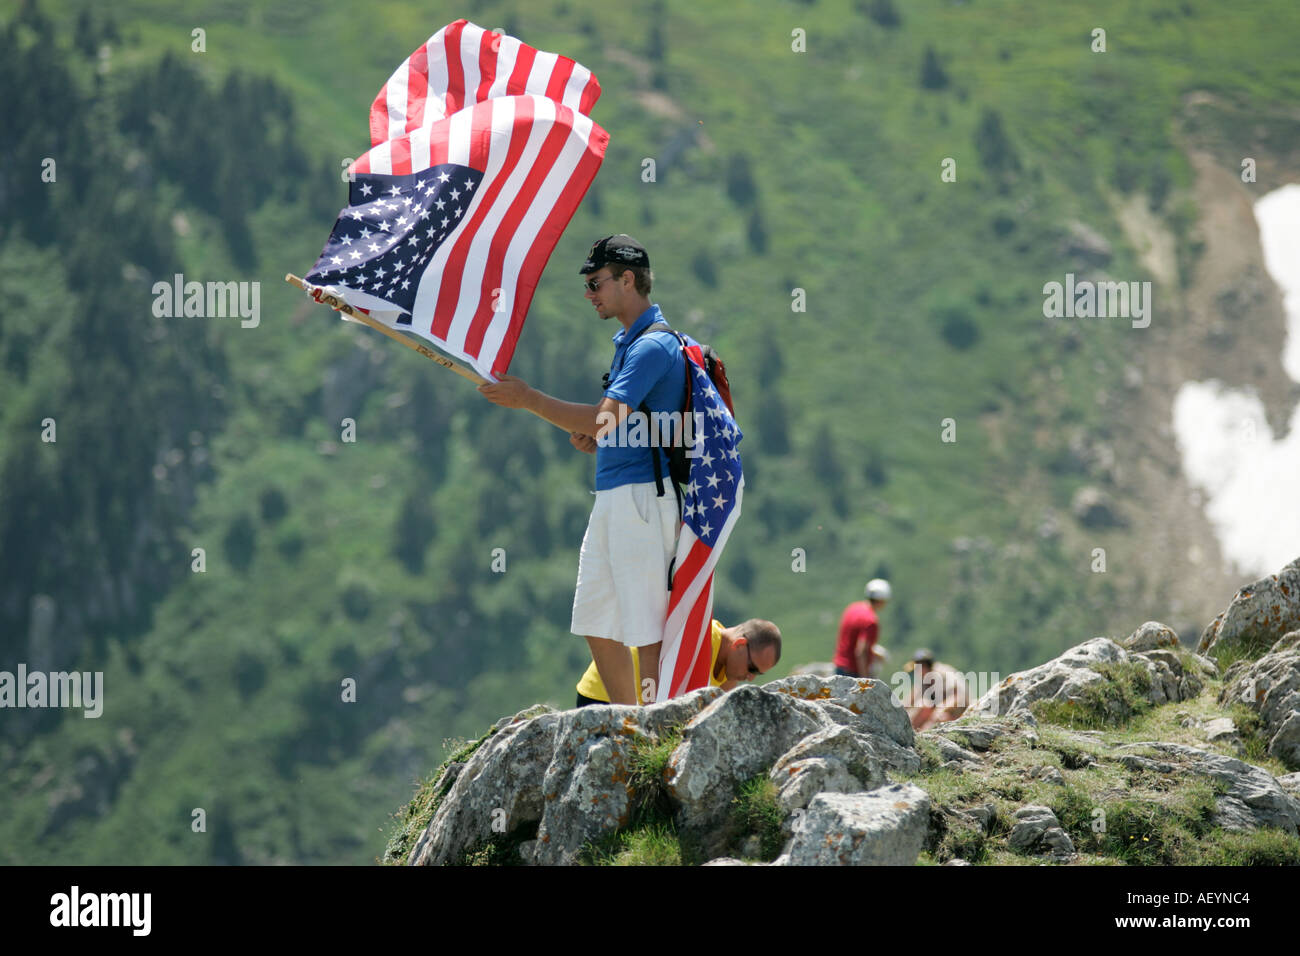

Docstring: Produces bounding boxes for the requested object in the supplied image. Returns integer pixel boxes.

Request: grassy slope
[3,0,1299,863]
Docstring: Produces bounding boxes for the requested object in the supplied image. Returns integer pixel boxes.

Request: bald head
[738,618,782,666]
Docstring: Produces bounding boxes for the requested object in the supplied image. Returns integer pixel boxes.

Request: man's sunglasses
[584,274,620,293]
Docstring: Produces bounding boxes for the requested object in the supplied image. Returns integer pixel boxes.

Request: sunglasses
[584,274,620,293]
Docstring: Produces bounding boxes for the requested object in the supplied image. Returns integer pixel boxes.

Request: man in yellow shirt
[575,619,781,707]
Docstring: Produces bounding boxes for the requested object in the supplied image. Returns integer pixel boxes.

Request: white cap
[865,578,892,601]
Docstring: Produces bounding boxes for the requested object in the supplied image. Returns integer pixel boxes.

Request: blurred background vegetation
[1,0,1297,863]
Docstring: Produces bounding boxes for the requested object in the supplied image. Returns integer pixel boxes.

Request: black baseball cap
[579,234,650,274]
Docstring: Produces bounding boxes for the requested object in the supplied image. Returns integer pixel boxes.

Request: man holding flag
[480,235,744,705]
[293,19,743,707]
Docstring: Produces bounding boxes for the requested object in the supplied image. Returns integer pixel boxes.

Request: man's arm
[854,636,872,679]
[479,374,632,438]
[853,622,877,677]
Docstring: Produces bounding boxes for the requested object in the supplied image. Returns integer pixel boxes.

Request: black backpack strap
[630,322,679,500]
[640,398,667,498]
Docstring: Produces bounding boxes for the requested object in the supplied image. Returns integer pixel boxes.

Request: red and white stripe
[656,477,746,702]
[369,19,600,149]
[339,22,607,381]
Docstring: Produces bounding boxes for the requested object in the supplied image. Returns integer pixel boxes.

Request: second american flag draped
[655,345,745,702]
[305,20,608,381]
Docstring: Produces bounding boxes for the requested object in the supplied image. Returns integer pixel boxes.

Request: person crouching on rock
[904,648,971,731]
[574,619,781,707]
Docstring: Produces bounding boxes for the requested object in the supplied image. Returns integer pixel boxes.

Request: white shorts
[570,482,682,648]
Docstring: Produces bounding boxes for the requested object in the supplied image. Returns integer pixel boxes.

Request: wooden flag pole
[285,273,487,385]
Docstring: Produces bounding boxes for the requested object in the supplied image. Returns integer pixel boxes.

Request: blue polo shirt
[596,304,688,490]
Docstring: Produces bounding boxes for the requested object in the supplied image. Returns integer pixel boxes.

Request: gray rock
[769,723,890,818]
[764,674,915,749]
[640,686,727,736]
[943,858,973,866]
[971,637,1201,719]
[1202,717,1238,742]
[1042,827,1076,858]
[777,784,930,866]
[815,702,922,774]
[1274,631,1300,653]
[530,690,722,865]
[971,638,1121,718]
[1008,805,1060,851]
[1198,556,1300,659]
[1220,638,1300,770]
[1142,649,1204,705]
[772,757,862,817]
[1036,767,1067,786]
[410,709,561,865]
[763,675,918,774]
[953,803,997,833]
[1277,773,1300,798]
[1275,715,1300,771]
[667,685,830,858]
[1120,742,1300,835]
[530,705,645,865]
[932,716,1036,752]
[922,732,983,766]
[1123,621,1181,652]
[770,724,889,790]
[1119,754,1176,773]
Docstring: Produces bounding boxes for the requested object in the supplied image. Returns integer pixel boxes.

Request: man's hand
[569,432,597,454]
[477,373,532,409]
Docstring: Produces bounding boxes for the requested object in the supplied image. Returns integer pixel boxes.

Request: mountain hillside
[1,0,1298,864]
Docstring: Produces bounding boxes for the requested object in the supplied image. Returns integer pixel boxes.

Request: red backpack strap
[705,349,736,418]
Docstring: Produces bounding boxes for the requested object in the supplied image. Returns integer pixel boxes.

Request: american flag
[305,20,608,381]
[656,349,745,701]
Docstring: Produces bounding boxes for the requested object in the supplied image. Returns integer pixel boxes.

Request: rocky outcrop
[1220,631,1300,770]
[1198,556,1300,659]
[970,625,1213,720]
[1008,805,1075,860]
[397,560,1300,866]
[666,685,828,858]
[775,785,930,866]
[410,706,562,866]
[403,675,931,866]
[1116,742,1300,835]
[765,674,919,773]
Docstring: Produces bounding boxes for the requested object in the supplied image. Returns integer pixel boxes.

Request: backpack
[630,322,736,499]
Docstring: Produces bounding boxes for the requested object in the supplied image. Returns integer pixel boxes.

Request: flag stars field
[305,164,483,322]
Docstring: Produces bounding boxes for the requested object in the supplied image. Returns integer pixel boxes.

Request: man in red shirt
[832,578,891,677]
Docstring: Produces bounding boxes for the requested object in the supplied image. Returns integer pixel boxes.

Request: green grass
[936,820,990,864]
[1030,661,1155,729]
[458,821,539,866]
[1227,704,1272,766]
[1197,829,1300,866]
[381,730,496,865]
[625,730,682,828]
[586,823,684,866]
[1209,637,1276,673]
[729,776,786,862]
[1089,782,1220,865]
